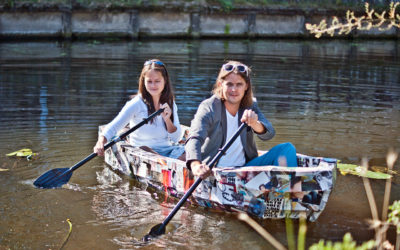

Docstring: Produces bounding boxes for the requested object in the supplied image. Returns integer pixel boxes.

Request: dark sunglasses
[144,60,165,67]
[223,63,249,76]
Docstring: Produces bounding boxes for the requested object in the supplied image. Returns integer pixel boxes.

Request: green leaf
[6,148,37,157]
[337,163,391,179]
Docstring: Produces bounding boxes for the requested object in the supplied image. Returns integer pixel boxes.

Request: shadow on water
[0,39,399,249]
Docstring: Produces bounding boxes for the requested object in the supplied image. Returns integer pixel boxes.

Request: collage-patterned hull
[102,126,337,222]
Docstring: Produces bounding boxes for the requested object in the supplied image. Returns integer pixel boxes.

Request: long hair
[138,59,175,122]
[212,60,253,108]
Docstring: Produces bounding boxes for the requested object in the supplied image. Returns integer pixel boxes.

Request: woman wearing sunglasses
[185,60,297,178]
[94,59,184,159]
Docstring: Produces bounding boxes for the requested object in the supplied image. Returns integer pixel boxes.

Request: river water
[0,39,399,249]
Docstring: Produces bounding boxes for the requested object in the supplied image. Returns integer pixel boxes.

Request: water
[0,39,399,249]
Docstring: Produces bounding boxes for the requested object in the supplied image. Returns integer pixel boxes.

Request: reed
[237,212,287,250]
[237,149,399,249]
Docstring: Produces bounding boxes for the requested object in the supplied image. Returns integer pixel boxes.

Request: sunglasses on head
[144,60,165,67]
[222,63,249,76]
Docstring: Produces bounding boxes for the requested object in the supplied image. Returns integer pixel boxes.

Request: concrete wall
[0,8,399,39]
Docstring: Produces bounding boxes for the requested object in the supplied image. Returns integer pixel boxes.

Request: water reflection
[0,39,399,249]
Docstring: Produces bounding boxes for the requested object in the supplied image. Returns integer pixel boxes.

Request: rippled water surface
[0,39,399,249]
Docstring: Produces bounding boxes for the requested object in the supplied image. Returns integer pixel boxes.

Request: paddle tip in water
[33,168,72,189]
[142,223,166,242]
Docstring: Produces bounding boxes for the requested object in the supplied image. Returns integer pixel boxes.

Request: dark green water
[0,39,399,249]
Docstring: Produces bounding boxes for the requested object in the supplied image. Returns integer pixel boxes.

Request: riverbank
[0,0,399,39]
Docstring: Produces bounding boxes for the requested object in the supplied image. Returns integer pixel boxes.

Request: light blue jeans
[245,142,298,167]
[152,145,185,159]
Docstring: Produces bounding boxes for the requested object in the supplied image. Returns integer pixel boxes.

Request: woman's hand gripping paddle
[143,123,247,241]
[33,108,165,189]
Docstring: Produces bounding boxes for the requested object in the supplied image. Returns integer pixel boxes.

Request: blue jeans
[152,145,185,159]
[245,142,298,167]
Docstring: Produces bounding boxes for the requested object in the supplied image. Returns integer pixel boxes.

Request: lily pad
[337,163,392,179]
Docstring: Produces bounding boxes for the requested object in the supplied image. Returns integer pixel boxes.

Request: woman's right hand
[190,161,211,179]
[94,135,107,156]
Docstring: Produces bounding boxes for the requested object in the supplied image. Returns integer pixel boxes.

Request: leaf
[337,163,391,179]
[0,168,9,172]
[6,148,37,157]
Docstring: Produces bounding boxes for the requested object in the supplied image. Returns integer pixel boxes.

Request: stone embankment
[0,2,399,39]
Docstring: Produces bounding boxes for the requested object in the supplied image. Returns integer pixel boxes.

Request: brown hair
[138,59,175,122]
[212,60,253,108]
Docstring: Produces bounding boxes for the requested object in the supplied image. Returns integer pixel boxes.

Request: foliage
[306,2,400,38]
[388,201,400,234]
[309,233,375,250]
[6,148,38,160]
[337,163,392,179]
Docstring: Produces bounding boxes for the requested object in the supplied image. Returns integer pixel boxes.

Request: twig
[60,219,73,250]
[285,215,295,250]
[361,158,383,248]
[237,212,287,250]
[382,149,398,221]
[361,158,379,221]
[382,149,399,245]
[306,2,400,38]
[297,212,307,250]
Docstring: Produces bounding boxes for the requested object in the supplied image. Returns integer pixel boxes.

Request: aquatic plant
[309,233,375,250]
[306,2,400,38]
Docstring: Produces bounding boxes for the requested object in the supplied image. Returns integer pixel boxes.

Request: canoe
[100,125,337,222]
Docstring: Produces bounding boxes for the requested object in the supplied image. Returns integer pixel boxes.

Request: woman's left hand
[160,103,172,121]
[241,109,266,134]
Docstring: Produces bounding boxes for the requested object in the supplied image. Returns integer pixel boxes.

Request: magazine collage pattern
[103,132,337,222]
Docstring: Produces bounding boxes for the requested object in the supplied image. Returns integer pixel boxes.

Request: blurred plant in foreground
[306,2,400,38]
[238,149,399,250]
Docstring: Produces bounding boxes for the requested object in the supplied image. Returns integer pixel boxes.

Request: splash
[96,167,122,187]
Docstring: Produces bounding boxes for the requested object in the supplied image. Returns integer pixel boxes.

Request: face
[144,69,165,99]
[219,72,248,106]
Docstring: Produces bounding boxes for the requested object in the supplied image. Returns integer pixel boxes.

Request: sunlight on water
[0,39,399,249]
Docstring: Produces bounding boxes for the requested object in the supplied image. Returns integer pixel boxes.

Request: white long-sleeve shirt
[102,95,182,147]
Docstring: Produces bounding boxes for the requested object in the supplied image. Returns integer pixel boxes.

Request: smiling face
[144,69,165,100]
[219,73,248,107]
[213,60,254,108]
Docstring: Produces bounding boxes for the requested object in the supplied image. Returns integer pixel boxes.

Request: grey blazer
[185,95,275,169]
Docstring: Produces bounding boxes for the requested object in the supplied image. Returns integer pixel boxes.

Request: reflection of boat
[100,125,337,222]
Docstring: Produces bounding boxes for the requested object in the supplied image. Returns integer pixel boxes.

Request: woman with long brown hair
[94,59,184,159]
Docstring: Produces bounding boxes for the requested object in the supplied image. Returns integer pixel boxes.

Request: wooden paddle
[143,123,247,241]
[34,108,165,189]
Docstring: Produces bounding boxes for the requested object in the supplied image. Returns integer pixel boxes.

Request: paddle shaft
[69,108,165,173]
[158,123,247,231]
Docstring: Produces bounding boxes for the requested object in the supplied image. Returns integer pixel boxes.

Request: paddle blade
[142,223,166,242]
[34,168,72,188]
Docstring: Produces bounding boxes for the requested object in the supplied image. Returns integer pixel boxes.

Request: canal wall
[0,3,399,39]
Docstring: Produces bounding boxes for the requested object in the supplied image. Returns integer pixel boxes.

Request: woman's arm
[102,96,140,141]
[162,101,182,143]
